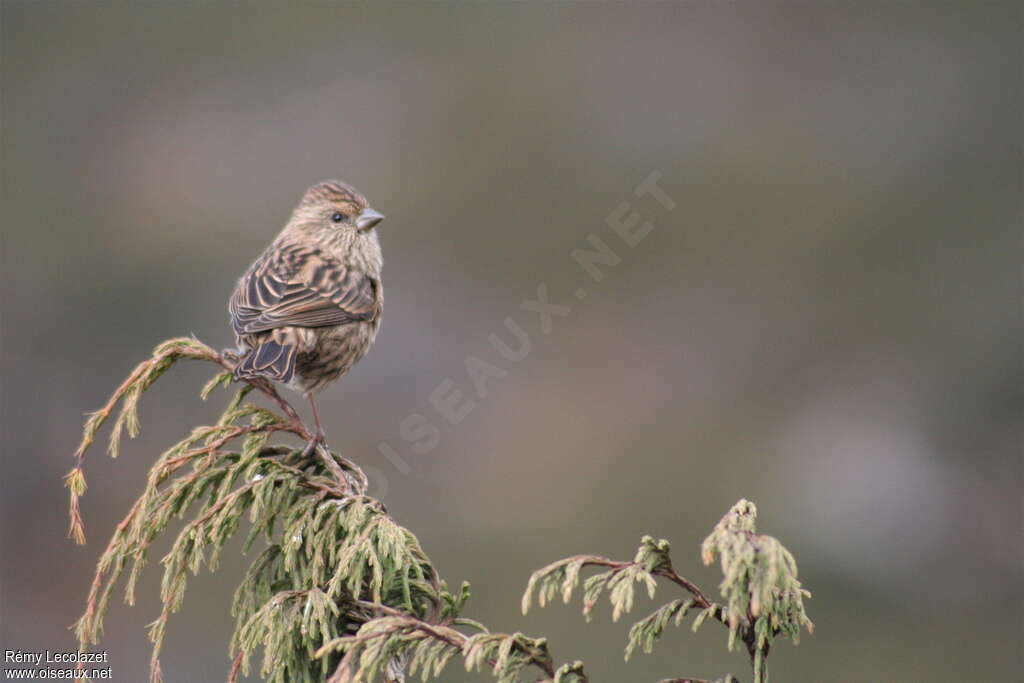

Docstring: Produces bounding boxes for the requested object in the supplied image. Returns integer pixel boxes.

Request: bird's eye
[330,212,347,223]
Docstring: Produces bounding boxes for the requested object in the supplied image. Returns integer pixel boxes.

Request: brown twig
[227,651,244,683]
[567,557,729,630]
[660,566,762,672]
[336,601,559,682]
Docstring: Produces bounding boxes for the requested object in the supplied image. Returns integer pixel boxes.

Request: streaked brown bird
[229,180,384,453]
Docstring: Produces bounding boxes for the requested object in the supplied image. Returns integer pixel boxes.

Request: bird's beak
[356,208,385,231]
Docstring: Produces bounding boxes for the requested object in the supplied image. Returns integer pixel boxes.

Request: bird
[228,180,385,454]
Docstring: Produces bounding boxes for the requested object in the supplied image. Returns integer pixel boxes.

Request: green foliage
[68,337,811,683]
[66,338,221,544]
[700,500,814,680]
[523,511,813,682]
[625,598,695,660]
[68,339,578,683]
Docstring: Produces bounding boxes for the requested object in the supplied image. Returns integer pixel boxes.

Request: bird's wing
[230,244,379,335]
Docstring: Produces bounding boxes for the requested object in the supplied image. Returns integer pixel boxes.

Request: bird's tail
[234,339,297,385]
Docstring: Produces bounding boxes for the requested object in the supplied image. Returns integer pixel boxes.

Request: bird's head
[290,180,385,236]
[282,180,385,273]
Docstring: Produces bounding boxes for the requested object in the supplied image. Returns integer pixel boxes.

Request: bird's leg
[301,393,327,458]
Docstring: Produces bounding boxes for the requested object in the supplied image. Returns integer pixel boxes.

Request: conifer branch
[316,601,577,683]
[67,338,585,683]
[67,337,810,683]
[523,507,812,682]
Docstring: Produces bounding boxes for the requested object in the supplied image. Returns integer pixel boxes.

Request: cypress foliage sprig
[522,505,812,683]
[67,337,810,683]
[67,338,583,683]
[700,500,813,680]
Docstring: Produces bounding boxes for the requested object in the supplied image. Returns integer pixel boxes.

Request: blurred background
[2,2,1021,681]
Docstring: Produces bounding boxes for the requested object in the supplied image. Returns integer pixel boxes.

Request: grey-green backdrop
[2,2,1021,681]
